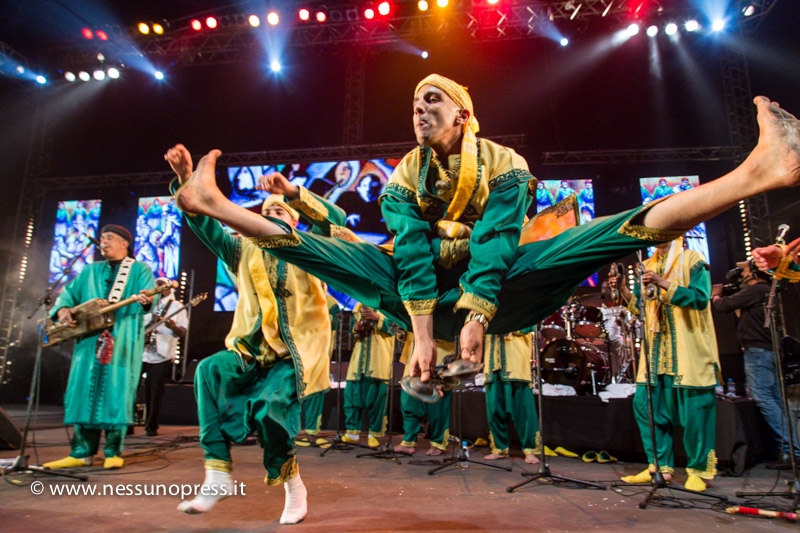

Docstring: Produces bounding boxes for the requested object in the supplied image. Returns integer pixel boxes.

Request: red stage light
[190,19,202,31]
[298,8,310,21]
[81,28,94,40]
[378,1,391,16]
[96,29,108,40]
[206,16,218,29]
[315,10,327,23]
[364,7,375,19]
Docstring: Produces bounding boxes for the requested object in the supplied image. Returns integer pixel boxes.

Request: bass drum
[574,305,605,339]
[540,309,566,341]
[541,339,609,394]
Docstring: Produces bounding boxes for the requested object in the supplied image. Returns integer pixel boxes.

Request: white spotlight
[560,37,569,47]
[154,71,164,80]
[107,67,120,79]
[646,25,658,37]
[711,19,726,32]
[421,51,429,59]
[16,65,25,74]
[665,23,678,36]
[78,71,91,81]
[626,23,640,37]
[35,75,47,84]
[270,60,281,73]
[684,19,699,32]
[64,71,76,82]
[248,15,261,27]
[742,5,755,17]
[93,70,105,80]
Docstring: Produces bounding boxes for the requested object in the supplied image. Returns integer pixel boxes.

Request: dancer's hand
[408,315,437,383]
[164,144,193,183]
[459,321,484,364]
[751,245,783,270]
[257,172,300,199]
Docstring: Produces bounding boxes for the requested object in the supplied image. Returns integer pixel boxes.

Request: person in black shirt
[712,259,799,468]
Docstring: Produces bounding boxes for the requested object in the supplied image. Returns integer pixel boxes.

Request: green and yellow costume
[627,239,721,480]
[300,295,340,438]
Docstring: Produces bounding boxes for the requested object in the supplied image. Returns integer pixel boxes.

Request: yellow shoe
[554,446,579,458]
[295,438,312,447]
[581,451,598,463]
[474,437,489,447]
[685,475,707,492]
[597,451,618,463]
[42,456,92,469]
[103,456,124,469]
[543,446,558,457]
[621,469,652,484]
[367,436,380,448]
[341,434,359,445]
[315,437,331,449]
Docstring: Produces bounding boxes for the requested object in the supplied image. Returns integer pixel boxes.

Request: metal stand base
[428,442,512,475]
[507,461,606,492]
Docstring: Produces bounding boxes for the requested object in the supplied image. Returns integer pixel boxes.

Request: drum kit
[538,293,639,395]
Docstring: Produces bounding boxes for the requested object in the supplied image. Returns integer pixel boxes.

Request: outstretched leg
[644,96,800,230]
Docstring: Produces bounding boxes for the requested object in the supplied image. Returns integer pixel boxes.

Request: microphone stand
[618,251,725,507]
[507,325,605,492]
[5,239,94,481]
[737,247,800,506]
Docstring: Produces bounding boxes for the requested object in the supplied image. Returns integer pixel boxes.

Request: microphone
[85,235,102,248]
[776,224,790,245]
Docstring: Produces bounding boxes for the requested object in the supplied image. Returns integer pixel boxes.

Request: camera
[721,266,744,296]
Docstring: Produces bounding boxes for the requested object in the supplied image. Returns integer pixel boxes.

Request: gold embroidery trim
[403,298,438,315]
[249,233,301,249]
[686,450,717,479]
[438,237,470,269]
[618,197,688,242]
[774,256,800,282]
[290,186,327,222]
[330,225,365,243]
[264,456,298,485]
[204,459,233,473]
[455,291,497,320]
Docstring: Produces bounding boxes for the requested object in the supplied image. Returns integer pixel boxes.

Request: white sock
[177,469,233,514]
[280,474,308,525]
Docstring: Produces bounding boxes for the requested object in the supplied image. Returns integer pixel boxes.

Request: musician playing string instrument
[43,224,155,470]
[342,303,398,448]
[140,276,188,437]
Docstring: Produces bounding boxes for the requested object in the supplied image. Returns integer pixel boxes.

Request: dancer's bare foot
[744,96,800,190]
[483,453,508,461]
[524,453,540,464]
[426,447,443,456]
[395,445,416,455]
[164,146,227,216]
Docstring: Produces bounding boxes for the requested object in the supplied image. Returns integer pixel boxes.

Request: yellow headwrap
[415,74,481,222]
[261,194,299,222]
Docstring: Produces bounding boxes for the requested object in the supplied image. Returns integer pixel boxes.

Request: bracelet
[465,310,489,330]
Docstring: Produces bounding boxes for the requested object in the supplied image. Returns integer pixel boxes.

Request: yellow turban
[261,194,299,222]
[415,74,480,222]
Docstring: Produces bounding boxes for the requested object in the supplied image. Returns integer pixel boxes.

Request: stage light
[78,71,90,81]
[560,37,569,47]
[684,19,699,32]
[364,6,375,19]
[626,23,640,37]
[298,8,310,21]
[97,53,105,62]
[316,10,327,23]
[16,65,24,74]
[437,0,448,7]
[270,60,281,73]
[267,11,280,25]
[93,70,105,81]
[646,25,658,37]
[742,5,755,17]
[191,19,202,31]
[711,18,725,32]
[96,30,109,40]
[154,71,164,80]
[378,1,391,16]
[138,22,150,35]
[64,71,76,82]
[421,50,429,59]
[152,23,164,35]
[107,67,120,79]
[664,22,677,36]
[82,28,94,39]
[418,0,429,11]
[247,14,260,27]
[206,17,218,29]
[36,75,47,85]
[487,0,499,4]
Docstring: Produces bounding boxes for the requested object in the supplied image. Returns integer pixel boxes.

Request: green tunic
[51,260,155,427]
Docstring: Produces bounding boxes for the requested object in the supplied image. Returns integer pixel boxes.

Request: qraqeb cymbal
[578,292,616,308]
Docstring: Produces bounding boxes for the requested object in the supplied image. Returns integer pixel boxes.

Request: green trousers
[400,389,451,450]
[70,424,126,458]
[484,376,539,454]
[632,374,717,479]
[302,390,327,435]
[343,378,388,437]
[194,351,299,482]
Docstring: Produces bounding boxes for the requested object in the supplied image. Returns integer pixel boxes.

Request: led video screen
[135,196,183,280]
[49,199,102,292]
[640,176,709,260]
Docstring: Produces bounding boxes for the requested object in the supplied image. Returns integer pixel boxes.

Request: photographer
[712,260,799,468]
